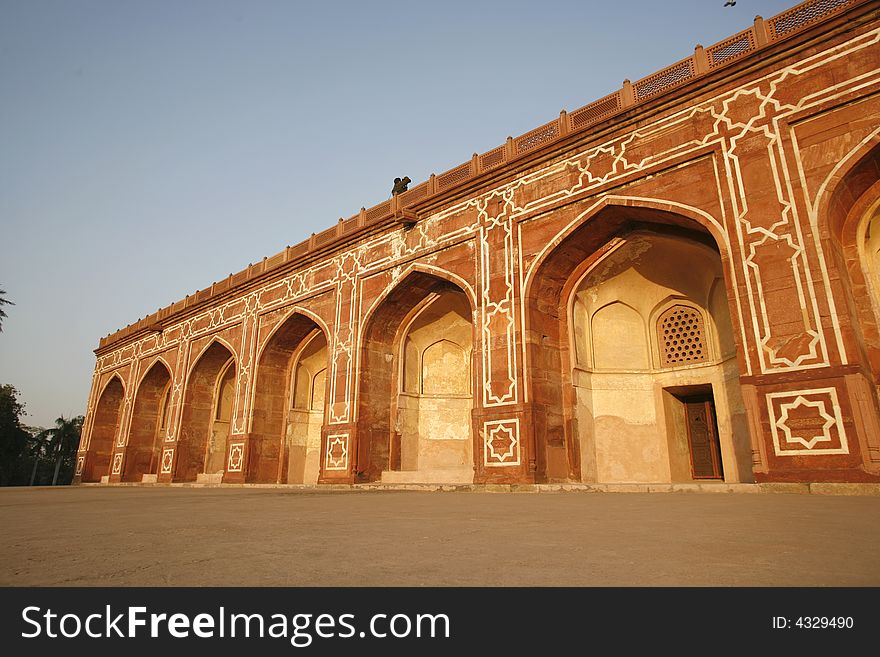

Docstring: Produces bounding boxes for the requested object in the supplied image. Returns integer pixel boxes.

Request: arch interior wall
[82,377,124,483]
[386,290,475,484]
[858,202,880,346]
[175,342,236,483]
[249,313,328,484]
[568,229,753,484]
[287,331,328,485]
[358,273,476,484]
[825,147,880,470]
[123,362,172,482]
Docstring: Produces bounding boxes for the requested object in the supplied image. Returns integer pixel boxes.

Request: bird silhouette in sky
[724,1,736,6]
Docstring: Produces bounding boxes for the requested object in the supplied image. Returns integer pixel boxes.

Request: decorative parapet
[707,28,758,69]
[768,0,854,39]
[96,0,867,352]
[634,58,696,101]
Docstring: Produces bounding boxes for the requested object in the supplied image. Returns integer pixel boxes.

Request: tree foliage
[0,287,12,332]
[0,385,84,486]
[40,415,85,485]
[0,384,30,485]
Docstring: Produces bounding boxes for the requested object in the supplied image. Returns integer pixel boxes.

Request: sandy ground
[1,486,878,586]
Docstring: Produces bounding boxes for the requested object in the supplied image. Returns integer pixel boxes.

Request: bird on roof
[391,176,411,196]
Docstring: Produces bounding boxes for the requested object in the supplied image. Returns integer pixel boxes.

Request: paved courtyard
[1,486,879,586]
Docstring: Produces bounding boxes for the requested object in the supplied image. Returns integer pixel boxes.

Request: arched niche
[83,376,125,482]
[175,341,236,483]
[357,270,475,483]
[287,331,329,484]
[820,143,880,472]
[421,340,469,395]
[589,302,648,370]
[570,230,750,484]
[123,360,171,482]
[396,294,473,478]
[251,312,328,484]
[525,203,752,485]
[824,143,880,376]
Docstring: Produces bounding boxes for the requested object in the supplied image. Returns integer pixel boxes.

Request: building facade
[76,0,880,487]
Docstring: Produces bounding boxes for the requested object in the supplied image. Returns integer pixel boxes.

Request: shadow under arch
[175,340,236,482]
[83,374,126,482]
[814,141,880,474]
[359,262,478,335]
[524,199,749,483]
[820,141,880,378]
[123,359,172,482]
[355,269,477,482]
[250,309,329,483]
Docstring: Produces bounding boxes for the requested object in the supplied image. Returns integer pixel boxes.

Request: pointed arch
[256,305,333,365]
[524,202,752,484]
[524,195,732,302]
[815,128,880,239]
[135,355,173,390]
[82,374,126,482]
[97,372,126,401]
[251,309,329,484]
[187,335,238,380]
[175,340,236,482]
[589,301,648,371]
[213,359,236,422]
[421,339,469,395]
[356,269,476,482]
[650,300,711,370]
[816,141,880,375]
[123,359,173,482]
[359,262,477,339]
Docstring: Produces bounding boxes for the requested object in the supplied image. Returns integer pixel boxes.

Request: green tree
[20,416,84,486]
[0,287,12,332]
[45,416,84,485]
[0,384,30,485]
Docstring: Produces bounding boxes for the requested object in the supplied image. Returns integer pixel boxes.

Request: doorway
[682,394,724,480]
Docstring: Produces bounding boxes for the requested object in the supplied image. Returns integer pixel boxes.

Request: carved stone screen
[658,305,708,368]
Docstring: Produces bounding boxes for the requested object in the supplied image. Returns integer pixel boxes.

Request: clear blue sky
[0,0,797,427]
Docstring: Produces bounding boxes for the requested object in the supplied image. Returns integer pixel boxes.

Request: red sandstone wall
[75,0,880,485]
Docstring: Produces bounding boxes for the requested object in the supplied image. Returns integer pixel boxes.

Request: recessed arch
[123,359,172,482]
[213,359,236,422]
[589,301,648,371]
[356,270,476,483]
[651,301,711,370]
[251,310,329,484]
[813,142,880,473]
[421,339,469,395]
[187,335,238,380]
[175,340,236,482]
[310,367,327,411]
[97,372,126,402]
[815,128,880,237]
[135,355,173,390]
[525,204,753,484]
[818,143,880,378]
[524,195,733,302]
[359,262,478,339]
[255,305,333,365]
[82,374,126,482]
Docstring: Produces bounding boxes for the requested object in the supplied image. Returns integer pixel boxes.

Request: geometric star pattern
[483,419,520,466]
[767,388,849,456]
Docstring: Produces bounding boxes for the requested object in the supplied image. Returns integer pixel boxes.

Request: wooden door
[683,395,723,480]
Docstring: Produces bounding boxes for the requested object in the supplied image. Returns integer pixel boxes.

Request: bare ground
[1,486,878,586]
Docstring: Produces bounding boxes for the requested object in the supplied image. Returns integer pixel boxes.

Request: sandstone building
[76,0,880,487]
